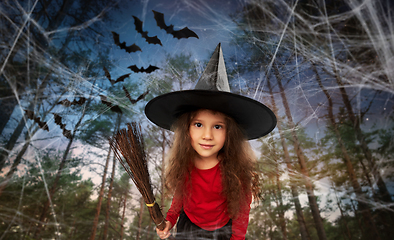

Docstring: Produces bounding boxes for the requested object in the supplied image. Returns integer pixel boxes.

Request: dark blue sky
[99,0,394,133]
[104,0,242,76]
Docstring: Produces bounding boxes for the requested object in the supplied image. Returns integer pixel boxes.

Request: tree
[0,151,95,239]
[266,73,311,240]
[276,69,327,240]
[33,51,103,238]
[103,113,122,240]
[230,4,327,238]
[253,135,291,240]
[115,173,132,240]
[314,62,381,239]
[0,0,121,136]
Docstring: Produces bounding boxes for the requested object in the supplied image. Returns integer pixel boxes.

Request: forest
[0,0,393,239]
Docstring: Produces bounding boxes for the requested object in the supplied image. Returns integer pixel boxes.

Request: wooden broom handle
[147,202,176,240]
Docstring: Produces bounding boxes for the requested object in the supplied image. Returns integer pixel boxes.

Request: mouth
[199,144,214,149]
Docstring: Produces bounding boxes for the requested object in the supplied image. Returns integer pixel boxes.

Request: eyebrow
[192,119,226,125]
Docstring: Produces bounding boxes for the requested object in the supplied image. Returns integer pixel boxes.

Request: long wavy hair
[164,109,260,219]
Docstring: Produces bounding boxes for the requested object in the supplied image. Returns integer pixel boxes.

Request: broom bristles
[109,123,175,239]
[109,123,154,205]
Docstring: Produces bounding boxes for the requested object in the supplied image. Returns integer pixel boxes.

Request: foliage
[1,0,393,239]
[0,151,95,239]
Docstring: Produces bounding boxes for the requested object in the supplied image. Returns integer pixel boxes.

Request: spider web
[0,0,393,239]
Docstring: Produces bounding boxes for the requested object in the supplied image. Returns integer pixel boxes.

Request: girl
[145,44,276,240]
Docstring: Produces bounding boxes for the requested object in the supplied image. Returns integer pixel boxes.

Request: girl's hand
[156,220,172,239]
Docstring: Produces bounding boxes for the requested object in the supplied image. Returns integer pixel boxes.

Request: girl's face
[189,109,226,162]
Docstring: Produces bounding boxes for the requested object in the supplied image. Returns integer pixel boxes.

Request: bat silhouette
[58,97,87,107]
[123,86,150,104]
[152,10,199,39]
[127,64,159,74]
[132,16,162,46]
[24,110,49,131]
[100,95,122,114]
[53,113,72,139]
[111,31,142,53]
[103,66,131,85]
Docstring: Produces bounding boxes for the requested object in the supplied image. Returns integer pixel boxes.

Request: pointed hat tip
[194,43,230,92]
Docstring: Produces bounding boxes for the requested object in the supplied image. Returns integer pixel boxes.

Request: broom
[109,122,174,240]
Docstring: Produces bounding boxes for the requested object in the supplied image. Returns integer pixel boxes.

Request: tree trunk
[331,66,392,203]
[0,72,54,171]
[147,218,153,240]
[268,135,288,240]
[89,145,111,240]
[275,163,287,240]
[136,197,144,240]
[0,126,39,196]
[314,63,381,239]
[333,186,352,240]
[103,113,122,240]
[0,98,17,135]
[266,75,311,240]
[0,111,28,171]
[274,66,327,240]
[0,7,74,137]
[0,4,33,135]
[0,70,66,196]
[34,95,91,238]
[0,90,64,187]
[120,194,127,240]
[350,199,363,232]
[34,133,75,238]
[103,155,116,240]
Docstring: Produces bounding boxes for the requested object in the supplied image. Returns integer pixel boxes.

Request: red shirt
[166,163,251,240]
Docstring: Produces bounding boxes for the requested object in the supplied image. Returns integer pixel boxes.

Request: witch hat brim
[145,44,276,140]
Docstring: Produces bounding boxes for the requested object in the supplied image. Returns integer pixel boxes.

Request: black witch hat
[145,43,276,139]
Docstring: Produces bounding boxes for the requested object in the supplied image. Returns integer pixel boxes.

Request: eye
[214,125,223,129]
[194,122,202,127]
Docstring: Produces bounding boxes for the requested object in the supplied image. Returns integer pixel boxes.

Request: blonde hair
[165,109,260,219]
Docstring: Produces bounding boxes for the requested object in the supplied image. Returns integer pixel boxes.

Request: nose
[202,127,213,140]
